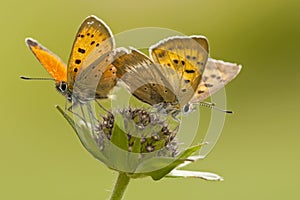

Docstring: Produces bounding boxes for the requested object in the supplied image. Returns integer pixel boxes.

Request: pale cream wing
[190,58,242,103]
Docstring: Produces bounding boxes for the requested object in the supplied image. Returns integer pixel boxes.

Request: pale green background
[1,0,299,199]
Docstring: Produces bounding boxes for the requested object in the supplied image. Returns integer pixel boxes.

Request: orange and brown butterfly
[113,35,241,113]
[22,15,127,107]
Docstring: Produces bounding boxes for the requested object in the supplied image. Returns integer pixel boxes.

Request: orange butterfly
[22,15,126,108]
[112,35,241,113]
[113,36,209,109]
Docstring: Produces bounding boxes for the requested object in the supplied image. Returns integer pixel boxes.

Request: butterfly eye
[61,82,67,91]
[56,81,68,94]
[183,104,190,113]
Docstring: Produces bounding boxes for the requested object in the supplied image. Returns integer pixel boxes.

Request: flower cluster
[57,105,223,181]
[94,108,178,156]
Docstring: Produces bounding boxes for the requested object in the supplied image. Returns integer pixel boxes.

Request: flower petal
[166,169,224,181]
[176,155,205,169]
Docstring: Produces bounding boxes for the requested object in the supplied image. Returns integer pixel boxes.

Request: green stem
[110,172,131,200]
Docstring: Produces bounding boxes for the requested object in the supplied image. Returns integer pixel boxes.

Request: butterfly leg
[65,101,91,128]
[85,102,100,135]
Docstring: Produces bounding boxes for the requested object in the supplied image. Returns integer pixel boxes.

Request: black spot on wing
[185,69,196,73]
[158,51,166,58]
[204,83,214,88]
[197,61,204,66]
[78,48,86,54]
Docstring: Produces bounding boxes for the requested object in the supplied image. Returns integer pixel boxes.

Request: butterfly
[113,36,209,109]
[112,35,241,112]
[23,15,127,108]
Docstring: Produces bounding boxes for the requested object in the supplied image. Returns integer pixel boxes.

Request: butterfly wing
[149,36,209,106]
[67,15,114,91]
[73,48,127,100]
[190,58,242,103]
[25,38,67,82]
[113,48,178,105]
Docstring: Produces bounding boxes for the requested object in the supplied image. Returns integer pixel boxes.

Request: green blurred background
[1,0,299,199]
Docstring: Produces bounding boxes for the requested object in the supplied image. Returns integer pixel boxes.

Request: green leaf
[98,113,141,173]
[106,123,132,172]
[132,144,204,180]
[56,105,108,164]
[111,113,129,151]
[178,144,203,160]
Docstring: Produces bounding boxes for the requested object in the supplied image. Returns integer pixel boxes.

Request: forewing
[113,48,177,105]
[67,15,114,89]
[190,58,242,103]
[26,38,67,82]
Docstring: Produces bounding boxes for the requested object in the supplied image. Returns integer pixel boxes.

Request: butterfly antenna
[20,76,55,81]
[199,102,233,114]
